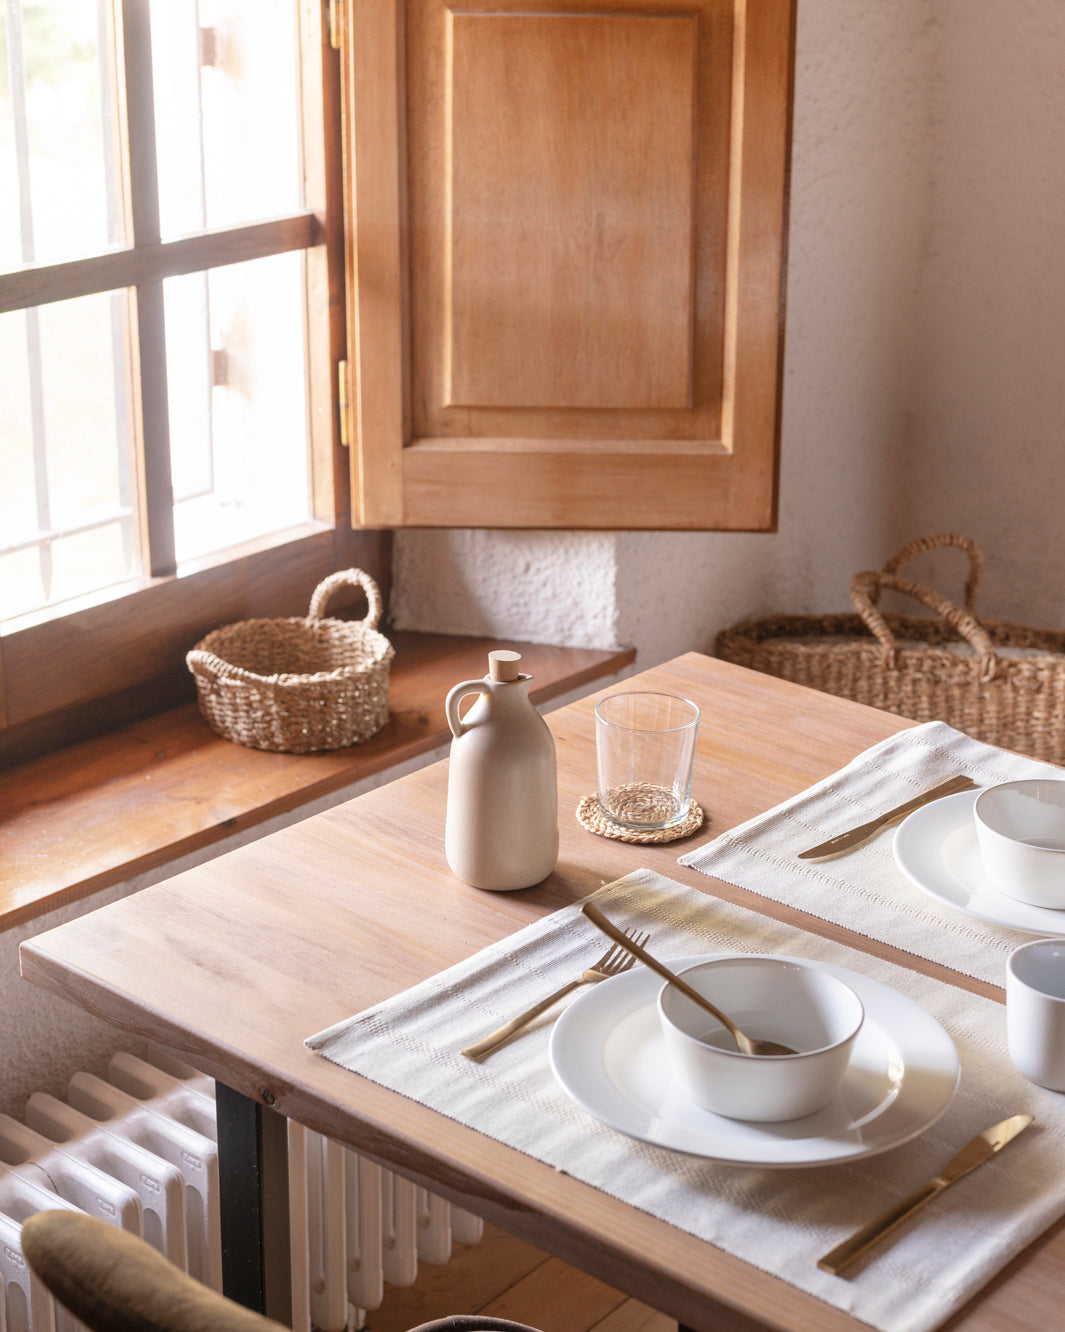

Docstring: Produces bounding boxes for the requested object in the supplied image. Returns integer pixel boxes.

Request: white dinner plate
[548,954,958,1167]
[893,789,1065,935]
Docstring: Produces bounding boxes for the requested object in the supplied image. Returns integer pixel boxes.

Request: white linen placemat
[681,720,1063,987]
[306,870,1065,1332]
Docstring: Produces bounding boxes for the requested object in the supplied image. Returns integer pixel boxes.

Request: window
[1,0,794,759]
[340,0,794,530]
[1,0,380,757]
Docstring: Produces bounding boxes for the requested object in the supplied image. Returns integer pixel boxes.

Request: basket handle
[308,569,384,629]
[876,533,984,613]
[850,569,999,682]
[185,648,272,689]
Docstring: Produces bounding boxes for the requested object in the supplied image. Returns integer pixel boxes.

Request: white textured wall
[391,528,620,648]
[393,0,1065,667]
[904,0,1065,624]
[613,0,936,664]
[2,883,158,1117]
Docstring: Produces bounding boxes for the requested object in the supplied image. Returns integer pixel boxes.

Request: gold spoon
[580,902,797,1057]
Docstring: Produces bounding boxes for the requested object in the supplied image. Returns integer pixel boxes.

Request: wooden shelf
[0,632,633,931]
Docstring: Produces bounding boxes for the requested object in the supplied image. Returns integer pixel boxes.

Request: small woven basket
[716,534,1065,765]
[187,569,394,753]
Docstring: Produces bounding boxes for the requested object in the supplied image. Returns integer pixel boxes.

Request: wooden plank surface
[0,633,632,929]
[20,654,1061,1331]
[367,1221,675,1332]
[447,12,696,410]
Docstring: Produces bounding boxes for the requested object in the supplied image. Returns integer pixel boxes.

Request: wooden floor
[364,1222,676,1332]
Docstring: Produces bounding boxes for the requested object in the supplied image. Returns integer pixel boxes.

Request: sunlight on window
[1,0,317,622]
[0,291,139,619]
[152,0,302,239]
[167,251,311,563]
[0,0,118,269]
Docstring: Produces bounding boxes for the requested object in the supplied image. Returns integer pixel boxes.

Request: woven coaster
[575,792,705,844]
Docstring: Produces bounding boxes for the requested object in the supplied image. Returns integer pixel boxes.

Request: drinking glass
[595,692,700,829]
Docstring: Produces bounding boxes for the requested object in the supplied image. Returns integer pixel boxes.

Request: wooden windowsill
[0,632,634,932]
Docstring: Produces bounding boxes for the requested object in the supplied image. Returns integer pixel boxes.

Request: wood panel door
[342,0,794,530]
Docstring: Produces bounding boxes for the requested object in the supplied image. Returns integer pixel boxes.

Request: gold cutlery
[460,928,649,1061]
[817,1113,1034,1276]
[797,774,978,860]
[581,902,797,1056]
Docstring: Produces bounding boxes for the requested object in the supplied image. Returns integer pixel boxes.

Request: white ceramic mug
[1006,937,1065,1090]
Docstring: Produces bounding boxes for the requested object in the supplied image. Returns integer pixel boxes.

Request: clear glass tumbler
[595,692,700,829]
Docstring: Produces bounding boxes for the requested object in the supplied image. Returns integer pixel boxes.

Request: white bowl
[657,956,864,1122]
[974,780,1065,909]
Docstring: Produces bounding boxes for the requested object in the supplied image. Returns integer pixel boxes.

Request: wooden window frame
[0,0,386,764]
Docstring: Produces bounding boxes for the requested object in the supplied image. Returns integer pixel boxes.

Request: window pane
[0,290,141,620]
[0,302,36,538]
[151,0,302,241]
[167,250,311,564]
[0,0,122,269]
[0,548,46,619]
[48,522,135,603]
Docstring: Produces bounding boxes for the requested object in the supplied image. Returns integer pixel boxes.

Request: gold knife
[817,1113,1034,1276]
[797,774,977,860]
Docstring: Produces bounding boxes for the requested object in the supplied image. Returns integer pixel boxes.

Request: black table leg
[215,1082,292,1322]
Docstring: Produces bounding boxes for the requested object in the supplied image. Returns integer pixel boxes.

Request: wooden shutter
[341,0,794,529]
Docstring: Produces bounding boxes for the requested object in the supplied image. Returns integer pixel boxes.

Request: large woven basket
[716,534,1065,765]
[187,569,394,753]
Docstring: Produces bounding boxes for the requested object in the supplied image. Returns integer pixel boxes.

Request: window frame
[0,0,383,762]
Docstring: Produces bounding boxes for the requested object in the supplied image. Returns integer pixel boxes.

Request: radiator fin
[0,1053,482,1332]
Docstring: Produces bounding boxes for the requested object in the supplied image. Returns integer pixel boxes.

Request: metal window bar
[177,0,216,508]
[98,0,141,575]
[2,509,139,560]
[4,0,54,602]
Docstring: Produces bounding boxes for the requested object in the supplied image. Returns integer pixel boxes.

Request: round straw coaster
[575,792,705,844]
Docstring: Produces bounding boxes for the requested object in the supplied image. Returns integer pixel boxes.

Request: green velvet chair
[21,1210,540,1332]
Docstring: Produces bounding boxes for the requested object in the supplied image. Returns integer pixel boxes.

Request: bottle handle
[445,680,490,738]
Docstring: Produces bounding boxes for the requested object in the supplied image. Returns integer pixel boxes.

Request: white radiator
[0,1051,482,1332]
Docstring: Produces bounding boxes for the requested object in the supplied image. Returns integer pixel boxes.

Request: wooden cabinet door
[342,0,794,529]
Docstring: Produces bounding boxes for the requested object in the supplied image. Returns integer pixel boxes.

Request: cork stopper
[488,650,522,682]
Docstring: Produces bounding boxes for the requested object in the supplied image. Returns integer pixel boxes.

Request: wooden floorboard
[478,1255,626,1328]
[362,1223,676,1332]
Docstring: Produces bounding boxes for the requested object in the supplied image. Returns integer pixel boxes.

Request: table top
[20,653,1063,1332]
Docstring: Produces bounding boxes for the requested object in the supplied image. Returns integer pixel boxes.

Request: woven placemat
[575,792,704,843]
[306,869,1065,1332]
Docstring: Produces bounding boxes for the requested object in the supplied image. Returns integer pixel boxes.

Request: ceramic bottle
[444,650,559,891]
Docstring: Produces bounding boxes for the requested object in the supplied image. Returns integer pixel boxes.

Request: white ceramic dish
[894,790,1065,934]
[549,953,958,1167]
[974,779,1065,908]
[658,956,864,1121]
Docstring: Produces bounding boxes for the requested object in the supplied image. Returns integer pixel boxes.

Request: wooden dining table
[18,653,1063,1332]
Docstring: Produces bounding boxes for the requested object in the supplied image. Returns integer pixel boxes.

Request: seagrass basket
[187,569,394,753]
[716,534,1065,765]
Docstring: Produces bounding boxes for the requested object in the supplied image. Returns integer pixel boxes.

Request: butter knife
[796,774,977,860]
[817,1113,1034,1276]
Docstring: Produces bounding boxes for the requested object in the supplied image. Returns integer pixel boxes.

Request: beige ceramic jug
[444,650,559,891]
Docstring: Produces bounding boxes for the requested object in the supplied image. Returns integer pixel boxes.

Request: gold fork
[460,928,650,1061]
